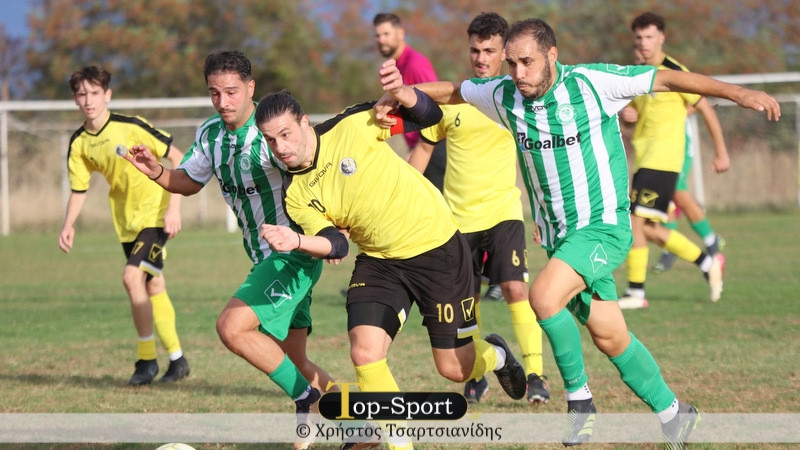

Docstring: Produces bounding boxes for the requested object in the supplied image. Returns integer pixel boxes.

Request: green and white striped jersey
[461,61,656,249]
[179,109,289,263]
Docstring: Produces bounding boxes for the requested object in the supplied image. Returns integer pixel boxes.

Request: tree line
[1,0,797,112]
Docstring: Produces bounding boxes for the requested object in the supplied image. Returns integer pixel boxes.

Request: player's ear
[547,46,558,65]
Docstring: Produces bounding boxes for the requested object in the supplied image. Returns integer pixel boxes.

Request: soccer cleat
[526,373,550,404]
[706,235,726,256]
[661,402,701,450]
[484,334,526,400]
[295,386,322,450]
[484,284,504,301]
[617,295,649,310]
[159,355,190,383]
[463,376,489,404]
[128,359,159,386]
[707,253,725,302]
[562,398,596,446]
[653,251,678,273]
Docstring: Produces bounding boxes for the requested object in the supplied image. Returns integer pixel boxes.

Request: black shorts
[463,220,528,292]
[346,232,477,349]
[630,168,679,222]
[121,228,168,280]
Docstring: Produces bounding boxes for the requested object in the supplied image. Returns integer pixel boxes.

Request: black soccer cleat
[159,355,190,383]
[485,334,526,400]
[129,359,159,386]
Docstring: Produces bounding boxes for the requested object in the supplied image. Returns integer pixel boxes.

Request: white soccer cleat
[617,295,649,310]
[708,253,726,302]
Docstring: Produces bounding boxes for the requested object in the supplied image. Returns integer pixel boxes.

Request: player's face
[374,22,403,58]
[207,71,255,131]
[258,111,311,169]
[469,34,505,78]
[633,24,664,65]
[72,80,111,122]
[505,36,556,100]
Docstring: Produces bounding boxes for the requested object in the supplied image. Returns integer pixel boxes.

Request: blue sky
[1,0,30,38]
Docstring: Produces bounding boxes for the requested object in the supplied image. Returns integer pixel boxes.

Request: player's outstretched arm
[653,70,781,121]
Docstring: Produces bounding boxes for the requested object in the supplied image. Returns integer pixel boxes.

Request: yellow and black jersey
[285,103,458,259]
[68,113,173,242]
[630,55,701,173]
[420,104,522,233]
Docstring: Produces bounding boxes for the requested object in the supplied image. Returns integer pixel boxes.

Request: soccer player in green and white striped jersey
[404,17,780,448]
[125,51,333,447]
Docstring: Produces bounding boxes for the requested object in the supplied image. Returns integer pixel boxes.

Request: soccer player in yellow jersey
[406,12,549,405]
[618,12,727,308]
[257,60,526,449]
[58,66,189,385]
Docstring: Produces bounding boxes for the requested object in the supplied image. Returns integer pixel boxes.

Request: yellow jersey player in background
[619,12,727,309]
[59,66,189,385]
[406,12,549,405]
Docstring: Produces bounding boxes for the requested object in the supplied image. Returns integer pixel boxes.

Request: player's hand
[58,226,74,253]
[710,152,730,174]
[374,93,399,128]
[532,226,542,245]
[378,59,404,95]
[733,88,781,121]
[260,224,299,252]
[124,145,162,179]
[163,208,182,239]
[618,106,638,123]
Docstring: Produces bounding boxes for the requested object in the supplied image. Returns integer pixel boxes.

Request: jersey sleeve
[576,64,657,115]
[460,77,508,126]
[177,131,214,186]
[66,143,93,192]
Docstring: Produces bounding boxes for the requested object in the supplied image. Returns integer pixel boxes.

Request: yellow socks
[508,300,543,376]
[150,291,182,358]
[137,335,157,361]
[663,230,702,263]
[626,246,649,286]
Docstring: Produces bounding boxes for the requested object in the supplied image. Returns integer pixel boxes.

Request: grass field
[1,210,799,449]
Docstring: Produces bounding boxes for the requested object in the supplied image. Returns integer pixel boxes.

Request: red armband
[388,113,405,136]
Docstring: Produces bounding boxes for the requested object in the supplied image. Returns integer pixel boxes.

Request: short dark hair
[69,66,111,93]
[255,89,305,125]
[506,18,557,53]
[467,12,508,40]
[373,12,401,28]
[631,12,665,32]
[203,50,252,83]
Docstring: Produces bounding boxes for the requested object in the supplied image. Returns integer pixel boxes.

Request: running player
[124,51,333,449]
[400,17,780,448]
[618,12,728,309]
[407,12,549,405]
[59,65,189,385]
[257,60,526,450]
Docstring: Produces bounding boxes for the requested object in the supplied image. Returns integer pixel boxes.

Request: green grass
[1,211,799,449]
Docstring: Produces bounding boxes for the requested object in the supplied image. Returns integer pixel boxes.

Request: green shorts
[234,251,323,341]
[547,223,632,324]
[675,134,693,192]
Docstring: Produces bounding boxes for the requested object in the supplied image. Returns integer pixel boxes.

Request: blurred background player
[373,12,446,191]
[59,65,189,385]
[618,12,726,309]
[626,38,728,275]
[406,12,549,405]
